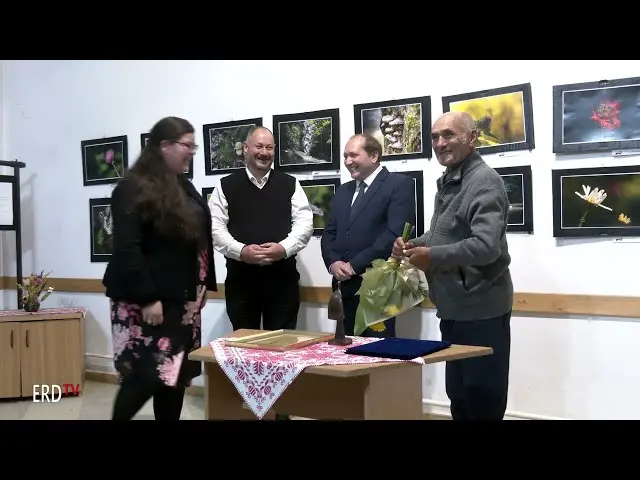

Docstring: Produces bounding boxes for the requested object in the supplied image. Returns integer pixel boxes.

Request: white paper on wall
[0,182,14,226]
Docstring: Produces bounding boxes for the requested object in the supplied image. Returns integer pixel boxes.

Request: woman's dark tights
[112,374,186,420]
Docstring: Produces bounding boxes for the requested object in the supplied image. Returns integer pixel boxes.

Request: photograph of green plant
[300,178,340,236]
[203,118,262,176]
[81,135,128,186]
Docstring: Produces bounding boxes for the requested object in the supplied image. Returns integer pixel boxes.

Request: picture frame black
[0,175,15,230]
[300,177,341,236]
[140,132,150,149]
[551,164,640,238]
[273,108,340,173]
[353,96,432,162]
[201,186,215,203]
[397,170,425,238]
[552,76,640,155]
[442,83,535,156]
[494,165,534,233]
[81,135,128,186]
[140,131,193,179]
[203,118,262,176]
[89,197,113,262]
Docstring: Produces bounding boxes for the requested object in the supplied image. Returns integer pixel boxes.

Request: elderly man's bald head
[431,111,479,168]
[439,111,477,134]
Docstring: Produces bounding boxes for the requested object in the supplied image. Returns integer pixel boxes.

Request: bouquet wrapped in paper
[354,223,429,336]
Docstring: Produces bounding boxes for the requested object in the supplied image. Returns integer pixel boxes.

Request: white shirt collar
[245,167,270,187]
[357,165,383,188]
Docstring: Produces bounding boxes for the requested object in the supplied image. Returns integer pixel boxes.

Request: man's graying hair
[352,133,383,161]
[245,125,274,142]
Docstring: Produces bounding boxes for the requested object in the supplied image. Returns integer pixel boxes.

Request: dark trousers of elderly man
[439,312,511,421]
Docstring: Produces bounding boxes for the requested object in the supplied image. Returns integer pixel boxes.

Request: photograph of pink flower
[81,135,128,186]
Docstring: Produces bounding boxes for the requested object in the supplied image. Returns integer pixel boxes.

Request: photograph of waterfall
[272,108,341,173]
[354,96,432,162]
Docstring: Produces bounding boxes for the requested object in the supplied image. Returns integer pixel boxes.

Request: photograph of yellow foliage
[442,83,535,156]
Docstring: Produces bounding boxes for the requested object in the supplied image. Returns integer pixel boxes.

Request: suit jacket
[320,167,415,298]
[103,174,218,306]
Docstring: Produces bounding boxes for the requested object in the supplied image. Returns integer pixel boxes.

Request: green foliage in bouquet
[354,222,429,336]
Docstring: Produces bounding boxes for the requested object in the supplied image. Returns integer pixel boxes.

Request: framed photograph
[141,132,193,178]
[81,135,128,186]
[273,108,340,173]
[353,96,432,161]
[203,118,262,176]
[552,164,640,238]
[201,186,215,203]
[494,165,534,233]
[300,178,340,236]
[0,175,15,230]
[89,197,113,262]
[442,83,535,156]
[140,132,150,149]
[398,170,425,237]
[553,77,640,154]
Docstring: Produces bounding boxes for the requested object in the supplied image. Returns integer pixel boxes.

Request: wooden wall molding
[2,276,639,319]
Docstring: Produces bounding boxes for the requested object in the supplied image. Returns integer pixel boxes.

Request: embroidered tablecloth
[0,307,87,317]
[210,336,425,419]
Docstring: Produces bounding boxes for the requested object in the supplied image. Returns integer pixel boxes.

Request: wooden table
[188,329,493,420]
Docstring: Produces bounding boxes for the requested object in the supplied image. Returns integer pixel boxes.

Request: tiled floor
[0,381,205,420]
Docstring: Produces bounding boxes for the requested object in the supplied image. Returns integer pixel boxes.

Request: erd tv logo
[32,384,81,402]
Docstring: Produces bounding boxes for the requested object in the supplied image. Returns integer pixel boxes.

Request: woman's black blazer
[102,175,218,306]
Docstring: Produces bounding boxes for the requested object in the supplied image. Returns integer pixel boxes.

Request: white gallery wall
[1,59,639,420]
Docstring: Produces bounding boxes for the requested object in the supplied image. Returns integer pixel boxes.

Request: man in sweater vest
[209,126,314,335]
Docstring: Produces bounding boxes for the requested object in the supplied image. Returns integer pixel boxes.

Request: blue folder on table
[345,338,452,361]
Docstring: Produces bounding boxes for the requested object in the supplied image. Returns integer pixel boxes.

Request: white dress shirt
[209,167,314,260]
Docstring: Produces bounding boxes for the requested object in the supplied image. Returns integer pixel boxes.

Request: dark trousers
[439,311,511,421]
[112,373,186,420]
[225,267,300,331]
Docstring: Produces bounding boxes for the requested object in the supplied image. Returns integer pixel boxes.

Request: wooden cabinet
[0,308,85,399]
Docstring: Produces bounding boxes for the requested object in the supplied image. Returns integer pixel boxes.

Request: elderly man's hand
[403,246,431,271]
[392,237,414,259]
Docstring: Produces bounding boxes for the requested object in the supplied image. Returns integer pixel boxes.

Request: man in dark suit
[321,133,415,337]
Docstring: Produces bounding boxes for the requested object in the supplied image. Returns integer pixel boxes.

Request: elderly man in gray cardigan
[393,111,513,421]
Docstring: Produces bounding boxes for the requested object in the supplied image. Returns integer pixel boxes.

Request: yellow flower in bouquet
[354,223,429,335]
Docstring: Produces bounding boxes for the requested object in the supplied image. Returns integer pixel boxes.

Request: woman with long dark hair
[103,116,217,420]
